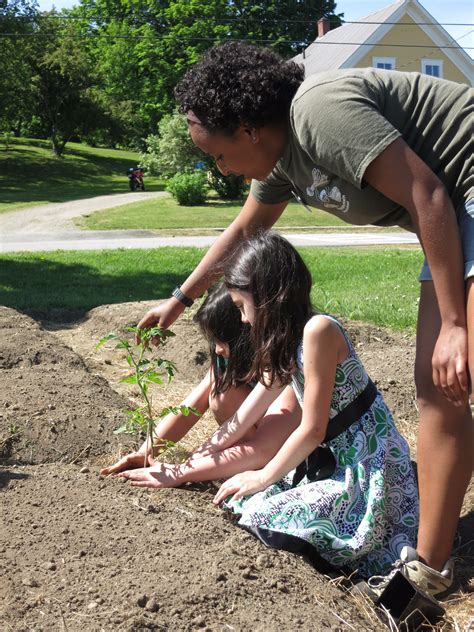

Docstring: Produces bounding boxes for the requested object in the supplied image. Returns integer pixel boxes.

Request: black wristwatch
[171,286,194,308]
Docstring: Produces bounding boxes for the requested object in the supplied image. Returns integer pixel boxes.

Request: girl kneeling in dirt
[122,232,419,579]
[101,283,300,479]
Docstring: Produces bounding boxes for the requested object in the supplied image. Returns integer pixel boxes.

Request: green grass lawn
[0,246,423,331]
[76,196,347,230]
[0,137,165,213]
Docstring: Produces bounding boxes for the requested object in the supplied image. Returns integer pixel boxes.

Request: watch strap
[171,286,194,308]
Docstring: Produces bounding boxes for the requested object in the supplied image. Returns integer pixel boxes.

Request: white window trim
[372,56,396,70]
[421,59,444,78]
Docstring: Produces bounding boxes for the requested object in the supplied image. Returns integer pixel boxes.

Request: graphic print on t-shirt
[305,167,350,213]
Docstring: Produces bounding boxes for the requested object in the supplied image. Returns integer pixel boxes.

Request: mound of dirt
[1,464,381,632]
[0,307,133,464]
[0,303,472,631]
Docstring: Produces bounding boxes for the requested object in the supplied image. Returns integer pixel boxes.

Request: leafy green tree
[73,0,342,146]
[74,0,230,146]
[26,13,108,156]
[140,111,202,176]
[229,0,342,57]
[0,0,38,134]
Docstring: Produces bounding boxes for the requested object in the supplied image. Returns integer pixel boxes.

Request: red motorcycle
[127,167,145,192]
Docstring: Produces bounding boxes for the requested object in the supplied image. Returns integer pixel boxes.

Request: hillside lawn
[0,137,165,213]
[0,246,423,331]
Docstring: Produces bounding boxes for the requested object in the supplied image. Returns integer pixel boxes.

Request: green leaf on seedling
[158,405,201,418]
[146,371,163,385]
[159,406,180,417]
[121,374,139,384]
[114,423,134,435]
[115,340,130,350]
[96,333,119,349]
[148,326,175,340]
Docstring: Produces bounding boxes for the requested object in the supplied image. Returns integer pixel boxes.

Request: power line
[455,29,474,42]
[4,13,474,27]
[1,31,471,49]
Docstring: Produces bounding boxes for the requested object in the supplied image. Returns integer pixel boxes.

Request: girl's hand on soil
[100,451,154,476]
[213,470,267,505]
[119,463,181,488]
[432,324,469,407]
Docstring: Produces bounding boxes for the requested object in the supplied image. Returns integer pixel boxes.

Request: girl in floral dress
[210,231,419,578]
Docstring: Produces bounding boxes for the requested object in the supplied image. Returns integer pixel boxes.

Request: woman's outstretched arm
[137,194,288,333]
[214,316,343,504]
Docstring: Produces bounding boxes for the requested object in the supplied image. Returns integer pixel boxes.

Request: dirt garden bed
[0,302,472,631]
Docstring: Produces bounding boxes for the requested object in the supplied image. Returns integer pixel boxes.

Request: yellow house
[294,0,473,86]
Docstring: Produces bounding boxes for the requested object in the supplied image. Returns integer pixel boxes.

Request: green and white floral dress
[226,316,418,578]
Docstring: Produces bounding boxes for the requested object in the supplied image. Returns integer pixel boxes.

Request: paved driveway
[0,192,419,253]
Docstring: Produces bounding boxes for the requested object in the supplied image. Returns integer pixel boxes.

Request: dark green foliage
[167,172,207,206]
[207,165,247,200]
[3,1,342,148]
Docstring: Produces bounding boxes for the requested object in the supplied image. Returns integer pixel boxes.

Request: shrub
[207,164,246,200]
[167,172,207,206]
[140,111,202,177]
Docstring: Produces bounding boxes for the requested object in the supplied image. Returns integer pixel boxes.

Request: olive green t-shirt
[250,68,473,231]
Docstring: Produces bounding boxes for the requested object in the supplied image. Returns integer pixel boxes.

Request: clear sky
[37,0,474,57]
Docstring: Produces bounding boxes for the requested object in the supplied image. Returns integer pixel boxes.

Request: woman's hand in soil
[119,463,182,488]
[213,470,267,505]
[100,451,154,476]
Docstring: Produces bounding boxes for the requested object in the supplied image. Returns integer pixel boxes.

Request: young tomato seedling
[97,326,199,467]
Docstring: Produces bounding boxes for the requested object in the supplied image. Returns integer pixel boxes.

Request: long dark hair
[224,232,314,386]
[193,283,252,395]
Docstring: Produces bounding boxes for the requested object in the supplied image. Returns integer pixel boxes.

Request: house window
[421,59,443,78]
[373,57,396,70]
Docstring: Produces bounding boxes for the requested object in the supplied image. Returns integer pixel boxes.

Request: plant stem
[130,343,155,468]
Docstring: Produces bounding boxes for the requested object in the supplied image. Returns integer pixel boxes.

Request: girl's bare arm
[213,317,344,503]
[192,380,285,457]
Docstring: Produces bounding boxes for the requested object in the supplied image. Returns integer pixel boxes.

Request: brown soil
[0,302,472,631]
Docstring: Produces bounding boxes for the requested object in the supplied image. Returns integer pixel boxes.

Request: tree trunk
[50,126,66,157]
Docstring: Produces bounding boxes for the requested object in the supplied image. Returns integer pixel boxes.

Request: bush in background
[167,172,207,206]
[141,111,246,201]
[207,164,246,200]
[140,111,202,177]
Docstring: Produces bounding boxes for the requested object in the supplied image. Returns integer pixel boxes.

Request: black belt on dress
[292,378,378,486]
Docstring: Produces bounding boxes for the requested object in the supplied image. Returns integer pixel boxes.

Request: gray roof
[293,1,406,73]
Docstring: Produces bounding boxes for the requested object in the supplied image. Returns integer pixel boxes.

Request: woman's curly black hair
[175,41,305,134]
[224,232,315,387]
[193,282,253,396]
